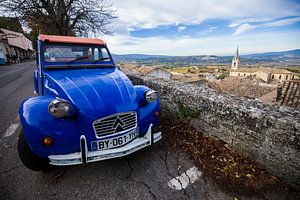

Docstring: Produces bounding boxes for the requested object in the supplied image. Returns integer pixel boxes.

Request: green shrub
[178,103,199,119]
[217,74,226,79]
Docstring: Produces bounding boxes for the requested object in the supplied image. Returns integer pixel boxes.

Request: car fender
[19,96,81,158]
[134,85,160,136]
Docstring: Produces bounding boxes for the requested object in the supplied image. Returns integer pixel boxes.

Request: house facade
[0,28,34,64]
[146,67,172,80]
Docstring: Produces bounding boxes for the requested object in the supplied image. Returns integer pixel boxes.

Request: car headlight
[48,98,72,118]
[145,90,157,103]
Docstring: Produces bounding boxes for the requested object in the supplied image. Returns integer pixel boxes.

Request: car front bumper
[48,124,162,166]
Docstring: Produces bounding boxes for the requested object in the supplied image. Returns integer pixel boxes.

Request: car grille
[93,112,137,138]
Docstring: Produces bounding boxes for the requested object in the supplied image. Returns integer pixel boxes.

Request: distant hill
[243,49,300,57]
[112,49,300,66]
[112,54,172,61]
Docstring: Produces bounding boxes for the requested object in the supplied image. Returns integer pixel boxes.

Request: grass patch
[178,103,199,118]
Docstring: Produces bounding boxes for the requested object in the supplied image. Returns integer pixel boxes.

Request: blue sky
[103,0,300,56]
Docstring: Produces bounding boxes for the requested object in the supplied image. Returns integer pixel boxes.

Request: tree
[0,17,24,33]
[0,0,117,36]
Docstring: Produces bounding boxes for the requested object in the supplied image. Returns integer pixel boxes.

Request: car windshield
[43,44,112,64]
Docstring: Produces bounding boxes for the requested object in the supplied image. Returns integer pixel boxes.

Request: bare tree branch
[0,0,117,36]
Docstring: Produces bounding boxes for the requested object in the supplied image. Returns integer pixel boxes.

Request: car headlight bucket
[145,90,157,103]
[48,98,72,118]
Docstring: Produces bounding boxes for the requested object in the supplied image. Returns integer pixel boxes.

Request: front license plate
[91,129,138,151]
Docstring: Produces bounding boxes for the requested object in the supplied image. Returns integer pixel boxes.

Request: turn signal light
[43,137,53,146]
[154,111,160,118]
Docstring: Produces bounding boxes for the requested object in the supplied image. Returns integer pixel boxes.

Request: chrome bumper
[48,124,162,166]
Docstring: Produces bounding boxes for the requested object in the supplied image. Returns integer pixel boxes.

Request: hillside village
[121,47,300,108]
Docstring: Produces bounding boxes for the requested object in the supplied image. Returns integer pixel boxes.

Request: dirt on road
[159,114,300,197]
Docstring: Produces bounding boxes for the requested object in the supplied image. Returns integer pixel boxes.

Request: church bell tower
[231,46,239,70]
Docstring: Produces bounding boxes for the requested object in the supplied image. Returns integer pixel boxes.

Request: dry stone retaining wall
[127,72,300,187]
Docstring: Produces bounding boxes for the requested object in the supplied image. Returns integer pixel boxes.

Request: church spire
[231,46,239,70]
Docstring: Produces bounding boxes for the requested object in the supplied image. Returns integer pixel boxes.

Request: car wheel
[18,130,50,171]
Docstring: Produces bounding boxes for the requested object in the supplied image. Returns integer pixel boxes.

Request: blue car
[18,34,162,171]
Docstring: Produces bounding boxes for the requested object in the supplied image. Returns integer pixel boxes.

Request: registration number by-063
[91,129,137,151]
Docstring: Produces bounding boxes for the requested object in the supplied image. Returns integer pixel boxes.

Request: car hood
[43,67,138,120]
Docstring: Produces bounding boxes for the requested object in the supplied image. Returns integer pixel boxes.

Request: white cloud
[177,26,186,32]
[233,17,300,36]
[104,29,300,56]
[264,17,300,27]
[104,0,300,55]
[228,17,274,28]
[111,0,300,34]
[228,23,240,28]
[233,23,257,36]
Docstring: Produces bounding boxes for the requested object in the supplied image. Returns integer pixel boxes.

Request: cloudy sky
[102,0,300,56]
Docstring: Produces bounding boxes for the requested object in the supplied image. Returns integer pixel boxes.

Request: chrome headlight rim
[48,98,71,118]
[145,90,157,103]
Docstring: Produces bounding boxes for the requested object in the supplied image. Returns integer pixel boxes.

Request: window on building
[279,75,281,79]
[244,73,246,76]
[286,75,288,80]
[238,73,240,76]
[272,75,274,79]
[234,63,236,66]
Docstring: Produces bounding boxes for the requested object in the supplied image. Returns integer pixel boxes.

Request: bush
[217,74,226,79]
[177,103,199,119]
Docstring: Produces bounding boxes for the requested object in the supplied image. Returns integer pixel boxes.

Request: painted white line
[3,122,19,138]
[168,166,202,190]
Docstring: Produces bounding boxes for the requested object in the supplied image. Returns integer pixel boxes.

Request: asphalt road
[0,62,297,200]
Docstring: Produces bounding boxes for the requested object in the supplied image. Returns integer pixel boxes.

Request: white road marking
[168,166,202,190]
[3,122,19,138]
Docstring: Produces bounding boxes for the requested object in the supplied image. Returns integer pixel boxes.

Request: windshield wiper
[67,55,90,64]
[93,57,110,63]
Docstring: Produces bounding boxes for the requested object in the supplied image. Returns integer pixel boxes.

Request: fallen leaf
[246,174,253,178]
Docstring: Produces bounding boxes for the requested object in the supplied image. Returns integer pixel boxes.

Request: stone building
[146,67,172,80]
[230,68,295,83]
[229,47,296,83]
[0,28,34,64]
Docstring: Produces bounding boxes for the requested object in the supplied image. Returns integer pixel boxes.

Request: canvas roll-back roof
[39,34,105,45]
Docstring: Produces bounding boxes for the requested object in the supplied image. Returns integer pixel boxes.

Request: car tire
[18,130,50,171]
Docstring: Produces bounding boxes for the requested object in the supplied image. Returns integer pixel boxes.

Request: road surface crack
[176,153,196,196]
[50,167,70,183]
[126,158,157,200]
[0,165,22,175]
[160,150,191,199]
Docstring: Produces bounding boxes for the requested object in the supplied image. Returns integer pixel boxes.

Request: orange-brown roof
[39,34,105,45]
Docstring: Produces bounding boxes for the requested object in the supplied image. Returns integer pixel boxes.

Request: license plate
[91,129,138,151]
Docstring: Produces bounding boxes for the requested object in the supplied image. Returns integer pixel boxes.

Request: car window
[43,44,111,63]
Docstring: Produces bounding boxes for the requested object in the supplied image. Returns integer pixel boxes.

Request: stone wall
[127,72,300,187]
